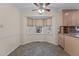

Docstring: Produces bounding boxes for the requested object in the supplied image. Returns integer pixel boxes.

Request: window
[27,18,52,27]
[36,26,42,33]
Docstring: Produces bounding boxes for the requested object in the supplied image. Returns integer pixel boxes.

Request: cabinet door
[70,37,79,56]
[63,10,79,26]
[76,10,79,26]
[64,36,71,55]
[58,34,64,48]
[64,36,79,56]
[70,10,79,26]
[63,10,72,26]
[71,10,77,26]
[63,11,69,26]
[58,34,62,45]
[67,11,72,26]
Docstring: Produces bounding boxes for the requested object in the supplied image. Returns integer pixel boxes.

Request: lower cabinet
[64,35,79,56]
[58,34,64,48]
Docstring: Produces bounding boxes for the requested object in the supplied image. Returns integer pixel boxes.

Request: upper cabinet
[75,10,79,25]
[63,10,70,26]
[62,9,79,26]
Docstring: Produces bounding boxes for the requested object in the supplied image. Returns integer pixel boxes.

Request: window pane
[43,20,47,26]
[36,20,43,26]
[47,19,52,26]
[33,19,36,26]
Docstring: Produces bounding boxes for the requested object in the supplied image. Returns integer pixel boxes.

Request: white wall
[0,4,20,56]
[0,4,62,56]
[21,9,61,45]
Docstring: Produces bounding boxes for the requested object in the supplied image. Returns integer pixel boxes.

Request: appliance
[75,26,79,31]
[32,3,50,14]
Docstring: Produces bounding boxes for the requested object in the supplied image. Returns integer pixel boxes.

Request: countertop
[59,32,79,38]
[64,33,79,38]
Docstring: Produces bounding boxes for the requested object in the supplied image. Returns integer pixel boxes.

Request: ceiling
[13,3,79,12]
[13,3,79,20]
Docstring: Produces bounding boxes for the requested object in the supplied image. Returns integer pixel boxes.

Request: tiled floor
[9,42,69,56]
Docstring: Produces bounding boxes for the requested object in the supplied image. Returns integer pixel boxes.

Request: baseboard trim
[4,44,20,56]
[22,41,58,46]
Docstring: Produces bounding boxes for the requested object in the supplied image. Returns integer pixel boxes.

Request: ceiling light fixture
[38,9,44,14]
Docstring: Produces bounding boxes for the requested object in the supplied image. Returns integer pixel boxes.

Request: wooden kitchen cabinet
[71,10,77,26]
[62,10,69,26]
[58,34,62,46]
[63,10,74,26]
[75,10,79,26]
[62,10,73,26]
[62,9,79,26]
[64,35,79,56]
[64,35,72,55]
[58,34,64,48]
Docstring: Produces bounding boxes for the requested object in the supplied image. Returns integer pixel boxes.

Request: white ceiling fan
[32,3,50,14]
